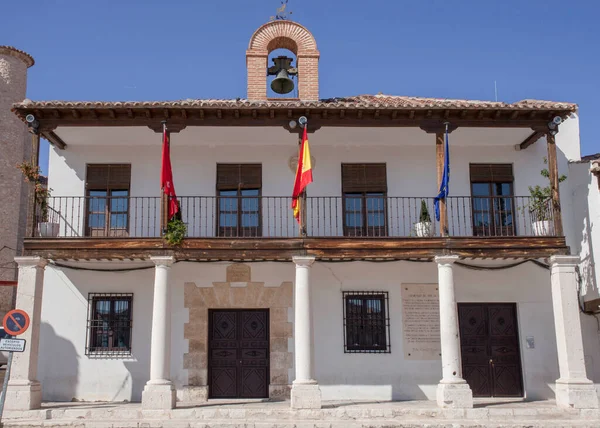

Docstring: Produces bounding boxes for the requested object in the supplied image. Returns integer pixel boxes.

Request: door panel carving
[209,309,269,398]
[458,303,523,397]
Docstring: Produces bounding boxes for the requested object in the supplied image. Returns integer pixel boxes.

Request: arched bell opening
[267,48,298,99]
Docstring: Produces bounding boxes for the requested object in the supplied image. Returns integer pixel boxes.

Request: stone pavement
[2,399,600,427]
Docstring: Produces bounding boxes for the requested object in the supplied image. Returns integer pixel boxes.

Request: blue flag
[434,127,450,221]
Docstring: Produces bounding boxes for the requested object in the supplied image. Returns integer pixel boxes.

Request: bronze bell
[267,56,298,95]
[271,69,295,94]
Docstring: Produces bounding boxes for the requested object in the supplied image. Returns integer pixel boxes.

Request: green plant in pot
[528,157,566,236]
[163,210,187,246]
[17,161,59,237]
[415,200,433,237]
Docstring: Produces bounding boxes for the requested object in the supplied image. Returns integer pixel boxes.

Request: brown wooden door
[208,309,269,399]
[458,303,523,397]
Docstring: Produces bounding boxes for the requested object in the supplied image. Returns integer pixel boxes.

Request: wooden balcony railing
[32,195,557,239]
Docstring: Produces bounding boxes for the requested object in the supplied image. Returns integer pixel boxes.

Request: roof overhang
[11,97,577,149]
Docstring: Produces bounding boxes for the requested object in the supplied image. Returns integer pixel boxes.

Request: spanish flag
[291,126,313,223]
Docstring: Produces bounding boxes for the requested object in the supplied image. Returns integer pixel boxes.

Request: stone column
[5,256,47,410]
[435,255,473,408]
[142,256,176,409]
[291,256,321,409]
[549,255,598,409]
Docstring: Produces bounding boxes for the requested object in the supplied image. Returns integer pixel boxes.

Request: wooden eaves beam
[518,131,544,151]
[43,130,67,150]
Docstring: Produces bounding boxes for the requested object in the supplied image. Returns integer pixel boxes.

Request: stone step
[3,420,600,428]
[5,407,600,421]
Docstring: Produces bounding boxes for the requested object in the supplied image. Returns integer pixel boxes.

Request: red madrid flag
[291,126,313,223]
[160,125,179,220]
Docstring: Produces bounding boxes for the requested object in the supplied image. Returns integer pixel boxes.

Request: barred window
[86,293,133,357]
[343,291,390,353]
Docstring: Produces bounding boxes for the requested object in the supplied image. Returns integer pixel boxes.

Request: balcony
[32,194,562,239]
[26,195,566,261]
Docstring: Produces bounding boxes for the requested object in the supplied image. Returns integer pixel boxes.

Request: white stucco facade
[15,115,595,407]
[37,259,561,402]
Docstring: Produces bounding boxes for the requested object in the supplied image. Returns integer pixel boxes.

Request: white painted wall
[568,160,600,300]
[47,120,579,239]
[38,259,600,402]
[39,116,600,403]
[50,124,574,199]
[567,158,600,387]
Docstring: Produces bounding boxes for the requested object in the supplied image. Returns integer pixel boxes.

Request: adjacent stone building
[0,46,34,321]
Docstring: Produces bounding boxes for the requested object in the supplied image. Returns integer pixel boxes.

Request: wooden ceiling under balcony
[23,236,569,262]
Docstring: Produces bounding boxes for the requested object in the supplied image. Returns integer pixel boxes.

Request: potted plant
[164,217,187,246]
[414,200,433,237]
[17,161,59,237]
[528,158,566,236]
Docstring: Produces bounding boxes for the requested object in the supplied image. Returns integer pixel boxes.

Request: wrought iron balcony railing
[33,195,557,239]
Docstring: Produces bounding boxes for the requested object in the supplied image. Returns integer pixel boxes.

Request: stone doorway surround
[182,264,293,401]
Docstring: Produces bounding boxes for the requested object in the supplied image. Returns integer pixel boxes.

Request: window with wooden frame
[86,293,133,357]
[216,164,262,237]
[85,164,131,237]
[470,164,515,236]
[343,291,390,353]
[341,164,387,237]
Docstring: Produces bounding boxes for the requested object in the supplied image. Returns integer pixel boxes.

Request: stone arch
[246,21,320,101]
[247,21,318,54]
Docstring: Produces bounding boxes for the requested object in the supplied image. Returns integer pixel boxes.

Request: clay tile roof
[11,94,577,112]
[331,94,577,111]
[0,46,34,68]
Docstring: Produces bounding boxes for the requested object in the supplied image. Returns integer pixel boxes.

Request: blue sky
[2,0,599,174]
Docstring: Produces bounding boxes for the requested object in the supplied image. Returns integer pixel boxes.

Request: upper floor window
[86,293,133,357]
[470,164,515,236]
[85,164,131,237]
[342,164,387,237]
[216,164,262,237]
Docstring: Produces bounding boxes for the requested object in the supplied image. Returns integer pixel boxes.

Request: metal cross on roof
[270,0,292,21]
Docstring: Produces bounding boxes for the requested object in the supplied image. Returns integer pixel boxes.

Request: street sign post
[0,309,31,423]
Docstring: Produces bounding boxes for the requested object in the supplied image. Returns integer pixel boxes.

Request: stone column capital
[14,256,47,269]
[150,256,175,268]
[434,255,459,266]
[293,256,316,268]
[549,255,580,268]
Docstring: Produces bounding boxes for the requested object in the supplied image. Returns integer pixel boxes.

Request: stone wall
[182,263,293,401]
[0,46,34,320]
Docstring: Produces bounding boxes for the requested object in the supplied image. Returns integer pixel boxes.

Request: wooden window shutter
[342,163,387,193]
[86,164,131,189]
[469,164,513,183]
[216,164,262,190]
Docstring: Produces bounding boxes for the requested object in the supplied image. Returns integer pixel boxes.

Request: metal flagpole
[161,120,169,235]
[297,130,303,238]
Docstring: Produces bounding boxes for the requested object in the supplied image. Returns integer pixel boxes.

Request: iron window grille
[86,293,133,357]
[343,291,390,353]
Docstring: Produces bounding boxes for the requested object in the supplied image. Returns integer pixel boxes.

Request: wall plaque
[226,264,251,282]
[401,284,441,360]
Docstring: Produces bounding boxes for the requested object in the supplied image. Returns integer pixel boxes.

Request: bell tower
[246,21,320,101]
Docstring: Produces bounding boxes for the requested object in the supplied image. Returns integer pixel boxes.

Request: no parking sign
[2,309,30,336]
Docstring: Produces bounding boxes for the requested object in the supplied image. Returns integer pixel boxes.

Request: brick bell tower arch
[246,21,320,101]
